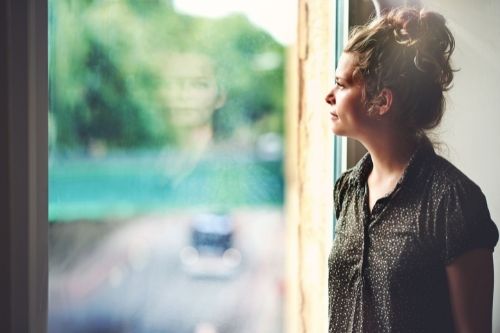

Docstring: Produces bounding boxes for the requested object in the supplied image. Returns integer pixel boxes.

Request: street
[49,209,284,333]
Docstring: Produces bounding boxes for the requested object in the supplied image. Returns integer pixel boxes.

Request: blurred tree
[49,0,285,151]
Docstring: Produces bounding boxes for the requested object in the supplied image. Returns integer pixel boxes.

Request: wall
[285,0,334,332]
[424,1,500,331]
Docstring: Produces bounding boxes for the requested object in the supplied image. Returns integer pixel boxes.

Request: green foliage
[49,0,285,150]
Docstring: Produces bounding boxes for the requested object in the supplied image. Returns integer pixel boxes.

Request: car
[180,212,242,277]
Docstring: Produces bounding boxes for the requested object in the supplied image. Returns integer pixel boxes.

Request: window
[3,0,346,332]
[48,1,293,332]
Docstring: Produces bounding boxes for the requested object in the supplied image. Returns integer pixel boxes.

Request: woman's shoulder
[334,163,362,199]
[333,169,353,213]
[429,154,484,197]
[427,155,498,264]
[333,155,370,218]
[334,153,371,192]
[427,154,497,240]
[334,168,355,192]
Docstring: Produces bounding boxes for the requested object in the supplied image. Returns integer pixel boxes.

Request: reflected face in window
[161,53,225,128]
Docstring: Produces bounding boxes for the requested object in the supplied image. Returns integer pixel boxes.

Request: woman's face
[161,53,224,128]
[325,52,372,139]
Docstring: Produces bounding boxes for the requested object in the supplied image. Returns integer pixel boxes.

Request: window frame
[1,0,48,332]
[332,0,348,239]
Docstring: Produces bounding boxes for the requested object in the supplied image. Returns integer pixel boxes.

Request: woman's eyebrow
[335,75,349,83]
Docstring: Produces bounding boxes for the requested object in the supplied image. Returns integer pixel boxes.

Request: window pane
[48,1,293,332]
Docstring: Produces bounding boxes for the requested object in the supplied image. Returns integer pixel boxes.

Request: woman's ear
[374,88,393,116]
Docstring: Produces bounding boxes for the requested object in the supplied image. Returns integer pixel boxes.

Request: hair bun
[344,7,456,134]
[388,8,454,90]
[390,8,420,46]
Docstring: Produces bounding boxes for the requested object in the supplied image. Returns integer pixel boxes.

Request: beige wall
[285,0,334,332]
[424,1,500,331]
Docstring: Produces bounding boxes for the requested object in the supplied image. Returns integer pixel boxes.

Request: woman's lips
[330,111,339,120]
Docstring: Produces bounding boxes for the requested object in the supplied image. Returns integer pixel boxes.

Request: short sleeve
[438,181,499,265]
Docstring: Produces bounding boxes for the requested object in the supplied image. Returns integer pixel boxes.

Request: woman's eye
[335,80,344,88]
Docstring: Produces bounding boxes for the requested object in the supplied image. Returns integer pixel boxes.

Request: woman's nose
[325,90,335,105]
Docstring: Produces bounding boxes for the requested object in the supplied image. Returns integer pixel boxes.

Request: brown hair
[345,7,455,136]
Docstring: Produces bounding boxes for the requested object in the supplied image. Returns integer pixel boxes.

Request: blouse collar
[348,137,436,189]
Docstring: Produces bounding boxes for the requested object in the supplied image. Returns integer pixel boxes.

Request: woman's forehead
[163,53,217,79]
[336,52,358,81]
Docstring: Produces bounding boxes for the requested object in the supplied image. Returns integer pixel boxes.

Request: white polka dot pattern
[329,139,498,333]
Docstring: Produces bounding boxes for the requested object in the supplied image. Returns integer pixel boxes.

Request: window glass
[48,1,293,332]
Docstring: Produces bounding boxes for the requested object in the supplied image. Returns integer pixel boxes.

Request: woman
[159,51,227,186]
[326,7,498,333]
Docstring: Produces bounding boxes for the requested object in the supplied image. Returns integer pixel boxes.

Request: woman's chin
[331,125,345,136]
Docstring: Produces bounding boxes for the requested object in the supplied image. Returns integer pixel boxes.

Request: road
[48,209,284,333]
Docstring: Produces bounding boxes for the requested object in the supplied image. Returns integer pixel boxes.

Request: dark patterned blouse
[328,139,499,333]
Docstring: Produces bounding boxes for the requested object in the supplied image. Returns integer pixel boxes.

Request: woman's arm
[446,248,494,333]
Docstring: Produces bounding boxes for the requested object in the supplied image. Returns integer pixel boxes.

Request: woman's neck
[359,129,419,211]
[177,124,213,150]
[360,130,419,182]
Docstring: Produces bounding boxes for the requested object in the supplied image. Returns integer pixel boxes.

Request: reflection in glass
[48,1,289,332]
[158,52,226,186]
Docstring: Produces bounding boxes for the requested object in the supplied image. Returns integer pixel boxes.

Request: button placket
[360,184,371,276]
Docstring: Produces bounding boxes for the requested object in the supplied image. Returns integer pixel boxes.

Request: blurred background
[48,0,295,332]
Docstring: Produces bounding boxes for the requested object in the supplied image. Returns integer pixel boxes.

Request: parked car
[180,212,241,277]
